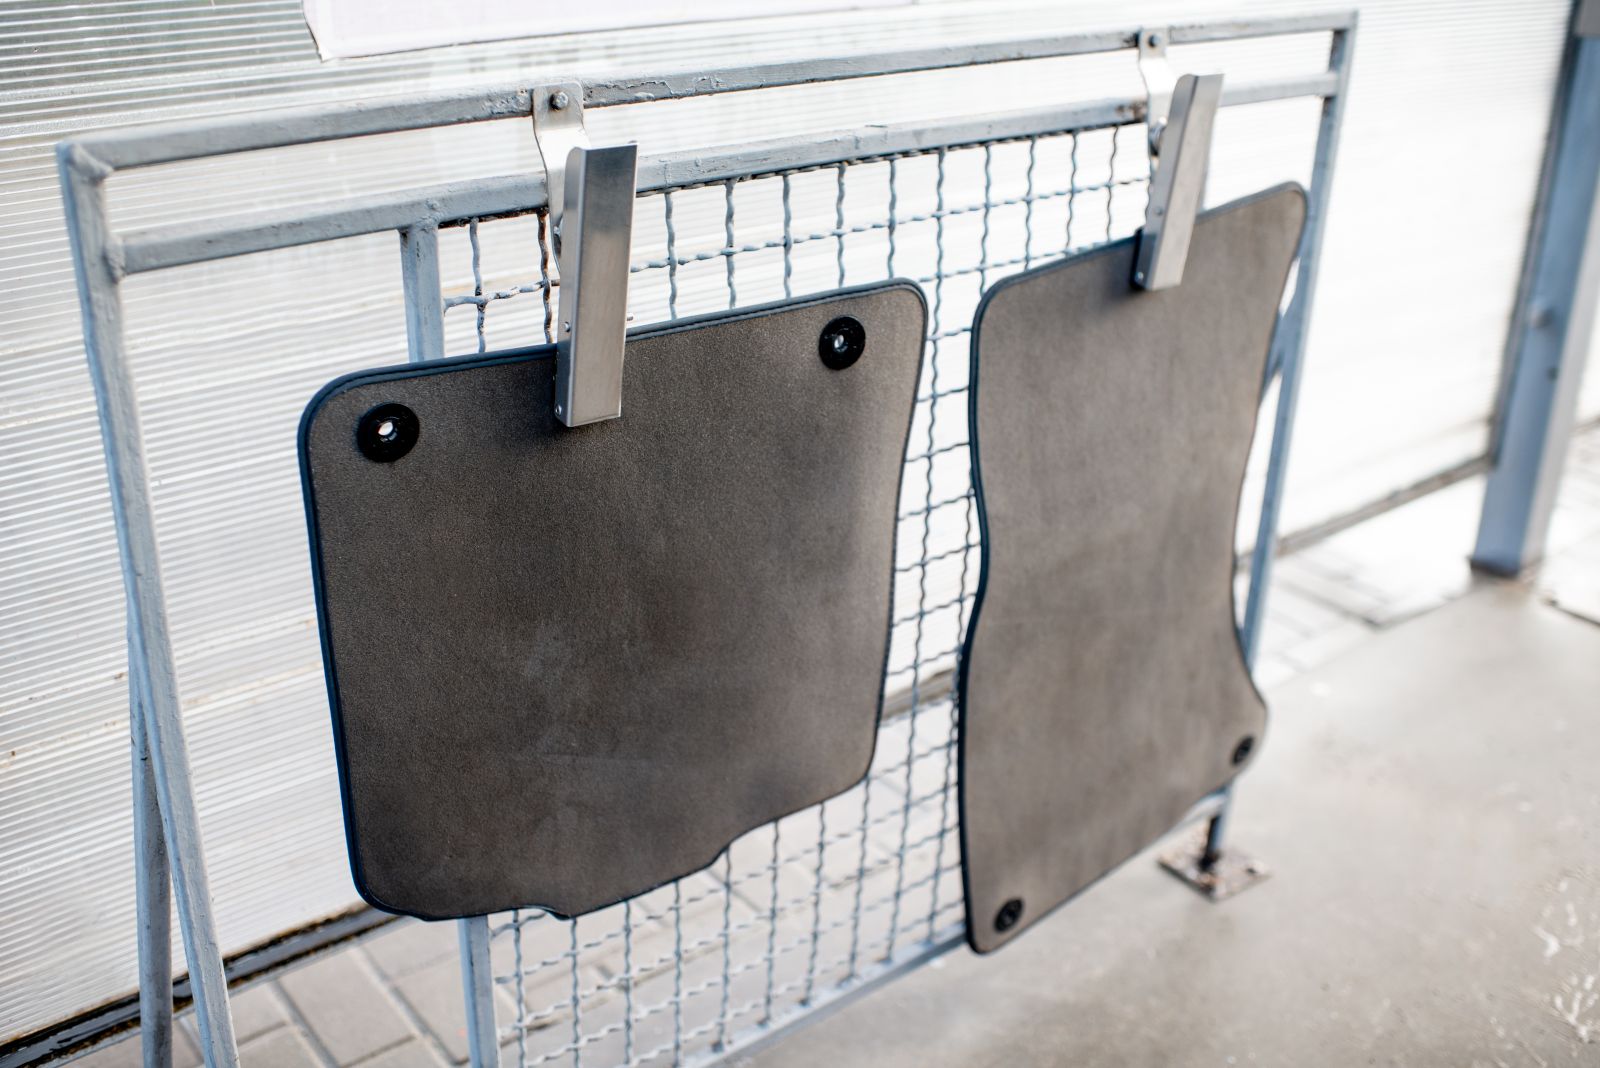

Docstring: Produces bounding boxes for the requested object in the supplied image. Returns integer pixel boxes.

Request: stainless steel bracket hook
[1134,29,1223,291]
[1137,29,1176,155]
[531,82,637,426]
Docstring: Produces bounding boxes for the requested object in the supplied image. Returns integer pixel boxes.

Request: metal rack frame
[57,13,1356,1066]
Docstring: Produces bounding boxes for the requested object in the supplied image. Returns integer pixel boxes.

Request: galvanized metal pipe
[57,143,241,1068]
[69,12,1353,172]
[112,72,1339,277]
[458,917,500,1068]
[400,224,447,363]
[1215,23,1357,865]
[1241,24,1356,664]
[131,662,174,1068]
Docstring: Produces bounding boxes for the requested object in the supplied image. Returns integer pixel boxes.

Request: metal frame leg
[1199,803,1229,872]
[458,917,500,1068]
[400,224,446,364]
[415,226,504,1068]
[59,145,240,1066]
[1473,11,1600,575]
[1159,794,1268,902]
[133,657,174,1068]
[1163,23,1357,899]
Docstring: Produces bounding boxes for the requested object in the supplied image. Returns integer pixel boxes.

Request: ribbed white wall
[0,0,1574,1041]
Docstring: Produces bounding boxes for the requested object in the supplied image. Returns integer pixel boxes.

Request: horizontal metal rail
[66,12,1352,172]
[107,71,1338,275]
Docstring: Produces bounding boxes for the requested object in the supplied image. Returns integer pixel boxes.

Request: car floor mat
[300,281,927,920]
[959,185,1306,952]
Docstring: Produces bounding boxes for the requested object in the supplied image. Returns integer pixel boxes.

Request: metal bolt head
[550,90,571,111]
[1147,31,1163,48]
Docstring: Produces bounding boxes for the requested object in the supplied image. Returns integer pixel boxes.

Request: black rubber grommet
[994,897,1024,933]
[1232,735,1256,765]
[357,402,419,463]
[818,316,866,370]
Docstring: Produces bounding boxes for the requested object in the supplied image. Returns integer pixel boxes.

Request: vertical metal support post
[57,143,240,1067]
[1473,11,1600,576]
[132,655,174,1068]
[1214,24,1357,871]
[400,224,446,363]
[1241,24,1356,671]
[1197,798,1229,871]
[458,916,500,1068]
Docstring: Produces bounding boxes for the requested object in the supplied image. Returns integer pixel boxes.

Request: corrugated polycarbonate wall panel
[0,0,1573,1042]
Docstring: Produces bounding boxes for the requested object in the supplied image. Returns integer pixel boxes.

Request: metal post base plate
[1157,825,1270,902]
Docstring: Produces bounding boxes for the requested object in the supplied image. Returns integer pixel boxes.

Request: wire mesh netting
[436,123,1152,1067]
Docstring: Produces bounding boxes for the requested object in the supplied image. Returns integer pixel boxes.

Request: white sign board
[304,0,910,60]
